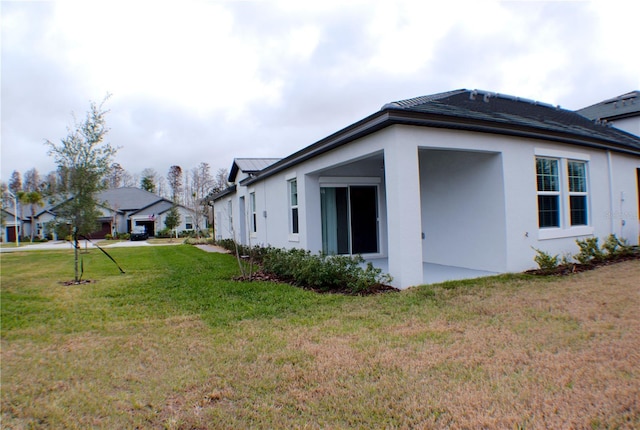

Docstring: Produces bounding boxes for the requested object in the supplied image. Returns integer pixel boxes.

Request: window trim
[567,160,588,226]
[288,178,299,241]
[184,215,193,230]
[534,150,593,240]
[249,191,257,236]
[536,158,561,228]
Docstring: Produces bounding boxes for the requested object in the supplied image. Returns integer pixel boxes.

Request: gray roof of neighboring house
[97,187,167,211]
[210,184,237,202]
[577,91,640,122]
[228,158,281,182]
[36,188,179,217]
[2,208,21,220]
[240,89,640,186]
[131,200,173,217]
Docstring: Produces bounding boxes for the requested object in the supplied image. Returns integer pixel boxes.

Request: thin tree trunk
[74,232,79,282]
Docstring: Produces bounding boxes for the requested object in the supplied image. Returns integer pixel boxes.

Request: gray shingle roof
[97,187,166,211]
[383,89,640,151]
[131,200,173,217]
[577,91,640,121]
[240,89,640,187]
[228,158,281,182]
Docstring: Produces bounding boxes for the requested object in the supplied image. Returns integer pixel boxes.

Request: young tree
[46,97,117,282]
[164,204,181,241]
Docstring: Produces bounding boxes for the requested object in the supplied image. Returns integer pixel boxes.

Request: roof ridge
[382,89,557,110]
[381,89,467,110]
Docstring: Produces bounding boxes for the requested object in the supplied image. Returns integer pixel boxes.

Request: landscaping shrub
[215,239,236,252]
[155,228,173,239]
[602,234,632,258]
[574,237,604,265]
[213,240,393,294]
[532,235,638,274]
[532,247,559,273]
[261,247,392,294]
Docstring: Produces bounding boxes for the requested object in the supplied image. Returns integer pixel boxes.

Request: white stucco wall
[610,116,640,137]
[419,149,507,272]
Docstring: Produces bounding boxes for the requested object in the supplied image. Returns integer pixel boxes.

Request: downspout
[606,150,615,234]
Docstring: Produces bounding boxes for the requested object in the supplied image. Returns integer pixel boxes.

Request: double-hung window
[567,161,588,226]
[535,154,590,236]
[249,192,257,234]
[289,179,299,235]
[536,158,560,228]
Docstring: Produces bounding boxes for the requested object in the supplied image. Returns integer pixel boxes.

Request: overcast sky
[2,0,639,185]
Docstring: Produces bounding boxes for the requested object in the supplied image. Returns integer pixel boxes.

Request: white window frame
[249,191,257,236]
[567,160,588,227]
[287,175,299,241]
[534,149,593,240]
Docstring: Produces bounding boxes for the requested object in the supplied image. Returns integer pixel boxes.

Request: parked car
[130,226,149,241]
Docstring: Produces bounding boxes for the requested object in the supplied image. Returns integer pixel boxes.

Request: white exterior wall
[153,206,203,234]
[214,124,640,288]
[610,117,640,137]
[37,212,57,238]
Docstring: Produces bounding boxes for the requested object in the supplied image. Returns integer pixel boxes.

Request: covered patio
[367,258,498,286]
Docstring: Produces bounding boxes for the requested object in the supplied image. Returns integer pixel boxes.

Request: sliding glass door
[321,185,378,255]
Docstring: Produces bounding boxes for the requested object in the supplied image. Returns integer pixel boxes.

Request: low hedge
[214,241,393,294]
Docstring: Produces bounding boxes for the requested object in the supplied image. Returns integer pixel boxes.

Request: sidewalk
[193,244,228,253]
[0,240,231,254]
[0,239,179,253]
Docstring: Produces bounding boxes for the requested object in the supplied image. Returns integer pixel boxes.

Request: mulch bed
[234,271,399,295]
[60,280,96,286]
[525,253,640,276]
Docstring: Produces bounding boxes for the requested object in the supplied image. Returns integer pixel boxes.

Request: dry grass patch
[2,315,223,429]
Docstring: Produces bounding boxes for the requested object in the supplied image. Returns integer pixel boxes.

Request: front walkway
[367,258,498,286]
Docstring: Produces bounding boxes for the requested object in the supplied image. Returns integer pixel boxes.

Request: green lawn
[1,246,639,429]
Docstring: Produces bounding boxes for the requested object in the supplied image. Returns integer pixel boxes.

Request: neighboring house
[578,91,640,137]
[36,187,204,239]
[213,89,640,289]
[211,158,281,243]
[1,208,22,242]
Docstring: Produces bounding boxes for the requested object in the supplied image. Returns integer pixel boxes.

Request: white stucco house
[212,89,640,289]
